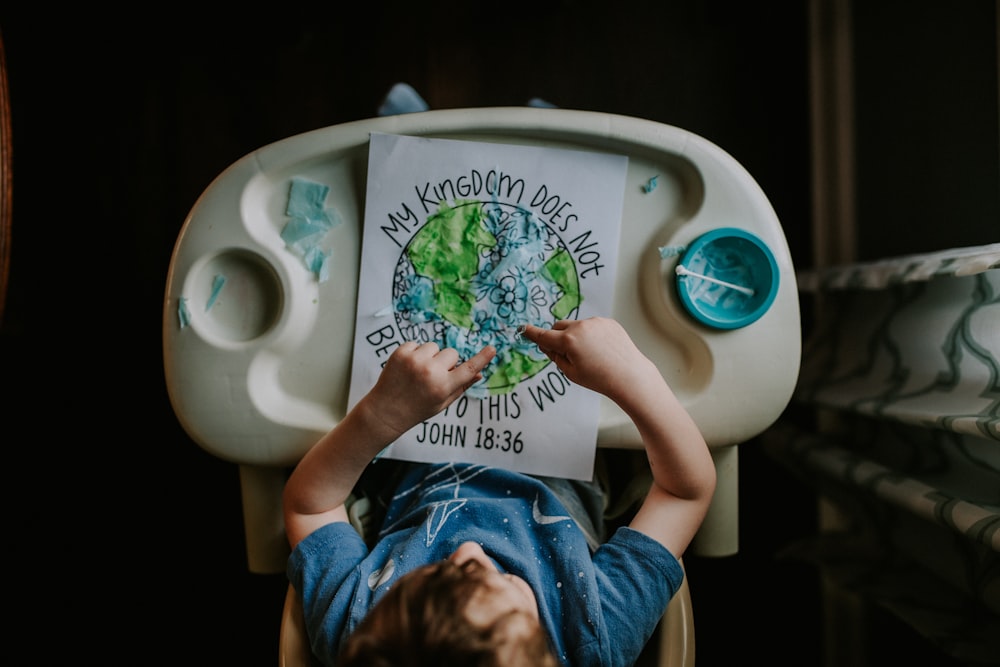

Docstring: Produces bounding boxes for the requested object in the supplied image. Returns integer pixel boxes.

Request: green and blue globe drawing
[392,199,581,396]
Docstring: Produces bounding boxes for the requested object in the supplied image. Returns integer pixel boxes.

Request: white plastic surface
[163,108,800,470]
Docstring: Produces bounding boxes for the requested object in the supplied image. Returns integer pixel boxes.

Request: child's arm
[520,318,716,557]
[283,341,497,549]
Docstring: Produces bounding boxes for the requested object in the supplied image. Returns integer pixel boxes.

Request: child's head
[337,543,558,667]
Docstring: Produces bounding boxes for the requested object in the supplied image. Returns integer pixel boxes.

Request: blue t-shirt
[287,463,683,667]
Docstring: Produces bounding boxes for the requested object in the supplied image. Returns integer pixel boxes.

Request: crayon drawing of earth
[392,199,581,397]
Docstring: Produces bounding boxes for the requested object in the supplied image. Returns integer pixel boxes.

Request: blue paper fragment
[280,216,331,251]
[526,97,558,108]
[177,297,190,329]
[205,274,226,311]
[285,179,331,218]
[659,245,686,258]
[377,82,430,116]
[643,175,659,193]
[303,245,331,280]
[281,177,342,282]
[396,274,439,323]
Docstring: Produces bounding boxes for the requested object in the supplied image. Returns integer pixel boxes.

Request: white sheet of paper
[347,132,628,480]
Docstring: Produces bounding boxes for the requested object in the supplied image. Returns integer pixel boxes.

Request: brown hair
[337,559,559,667]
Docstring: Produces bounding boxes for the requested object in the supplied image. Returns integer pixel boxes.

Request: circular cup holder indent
[190,249,283,342]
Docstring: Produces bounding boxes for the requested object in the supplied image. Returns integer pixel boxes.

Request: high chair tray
[163,107,800,467]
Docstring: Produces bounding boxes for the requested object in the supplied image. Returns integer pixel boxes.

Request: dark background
[1,2,994,665]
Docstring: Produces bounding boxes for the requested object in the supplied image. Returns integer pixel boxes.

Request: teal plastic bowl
[675,227,779,330]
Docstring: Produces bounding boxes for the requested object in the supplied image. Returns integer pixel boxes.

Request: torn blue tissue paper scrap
[281,177,342,282]
[377,82,430,116]
[659,245,686,258]
[205,274,226,311]
[643,174,659,193]
[177,297,190,329]
[526,97,558,108]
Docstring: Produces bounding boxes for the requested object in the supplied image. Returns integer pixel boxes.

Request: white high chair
[162,108,800,666]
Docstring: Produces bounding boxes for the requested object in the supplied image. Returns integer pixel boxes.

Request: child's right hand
[365,341,497,439]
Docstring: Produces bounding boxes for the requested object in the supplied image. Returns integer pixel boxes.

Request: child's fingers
[447,346,495,394]
[395,340,421,355]
[444,344,496,385]
[461,345,496,376]
[520,324,559,352]
[433,345,460,369]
